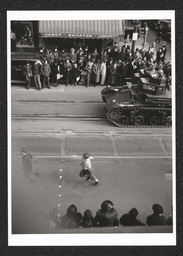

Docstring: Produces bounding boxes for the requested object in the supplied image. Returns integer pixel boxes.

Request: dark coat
[41,63,51,77]
[120,214,145,226]
[146,214,167,226]
[108,63,118,85]
[32,62,42,75]
[93,208,119,227]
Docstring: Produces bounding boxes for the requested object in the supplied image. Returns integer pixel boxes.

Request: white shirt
[81,156,93,170]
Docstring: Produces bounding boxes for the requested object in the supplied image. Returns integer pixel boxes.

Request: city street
[11,85,173,234]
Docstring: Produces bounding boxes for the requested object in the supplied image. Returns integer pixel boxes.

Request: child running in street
[79,153,99,185]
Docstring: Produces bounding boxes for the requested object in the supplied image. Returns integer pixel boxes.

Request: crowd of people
[46,200,173,230]
[23,41,171,90]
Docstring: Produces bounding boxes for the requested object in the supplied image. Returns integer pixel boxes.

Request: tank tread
[107,106,172,128]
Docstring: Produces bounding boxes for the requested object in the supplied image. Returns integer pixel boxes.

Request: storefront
[38,20,126,52]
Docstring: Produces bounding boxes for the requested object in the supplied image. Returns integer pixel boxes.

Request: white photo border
[7,10,176,246]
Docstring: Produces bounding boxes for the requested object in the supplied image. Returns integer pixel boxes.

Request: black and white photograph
[8,11,175,246]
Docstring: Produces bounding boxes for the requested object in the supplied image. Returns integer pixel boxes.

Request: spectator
[81,209,94,228]
[53,47,60,61]
[71,63,80,86]
[119,47,127,62]
[64,59,72,86]
[92,59,101,87]
[41,60,51,89]
[85,59,94,88]
[60,204,79,229]
[117,61,126,87]
[139,45,146,60]
[93,200,119,227]
[60,48,68,63]
[133,48,142,60]
[23,61,33,89]
[146,204,167,226]
[156,48,164,64]
[100,60,107,86]
[91,48,99,61]
[32,60,42,90]
[68,48,77,64]
[108,59,118,86]
[51,59,60,87]
[162,43,167,59]
[120,208,145,226]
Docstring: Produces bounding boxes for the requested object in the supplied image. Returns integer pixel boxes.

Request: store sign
[39,33,116,39]
[132,32,138,41]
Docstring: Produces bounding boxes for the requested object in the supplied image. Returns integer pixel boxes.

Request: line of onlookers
[23,41,171,90]
[46,200,173,230]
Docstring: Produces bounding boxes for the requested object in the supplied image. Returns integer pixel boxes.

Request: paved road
[11,85,173,234]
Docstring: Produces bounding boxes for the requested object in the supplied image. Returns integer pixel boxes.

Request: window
[14,21,34,47]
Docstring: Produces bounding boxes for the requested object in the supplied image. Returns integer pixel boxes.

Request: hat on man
[152,204,163,214]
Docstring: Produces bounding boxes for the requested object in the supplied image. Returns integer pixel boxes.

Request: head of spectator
[66,204,77,217]
[152,42,156,48]
[93,200,119,227]
[82,209,94,228]
[152,204,163,215]
[101,200,114,213]
[25,61,30,66]
[129,208,139,218]
[54,48,58,52]
[73,63,78,68]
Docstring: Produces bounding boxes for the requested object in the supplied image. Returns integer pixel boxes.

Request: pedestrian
[68,48,77,64]
[117,61,126,87]
[64,59,72,86]
[79,153,99,185]
[51,59,60,87]
[100,60,107,86]
[71,63,80,86]
[21,149,34,182]
[32,60,42,90]
[92,59,101,87]
[119,208,145,226]
[85,59,94,87]
[146,204,167,226]
[41,60,51,89]
[23,61,33,89]
[60,204,79,229]
[81,209,94,228]
[93,200,119,227]
[162,43,167,59]
[108,59,118,86]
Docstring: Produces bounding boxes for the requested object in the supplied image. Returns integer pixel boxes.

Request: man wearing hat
[23,61,33,89]
[68,48,77,64]
[79,153,99,185]
[146,204,167,225]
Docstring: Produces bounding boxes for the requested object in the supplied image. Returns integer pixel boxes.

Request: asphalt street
[11,84,173,234]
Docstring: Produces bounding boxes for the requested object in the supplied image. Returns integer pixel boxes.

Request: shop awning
[39,20,125,39]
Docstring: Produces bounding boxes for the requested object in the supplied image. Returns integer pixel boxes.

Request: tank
[101,74,171,127]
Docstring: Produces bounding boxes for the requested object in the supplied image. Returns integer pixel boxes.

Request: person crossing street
[79,153,99,185]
